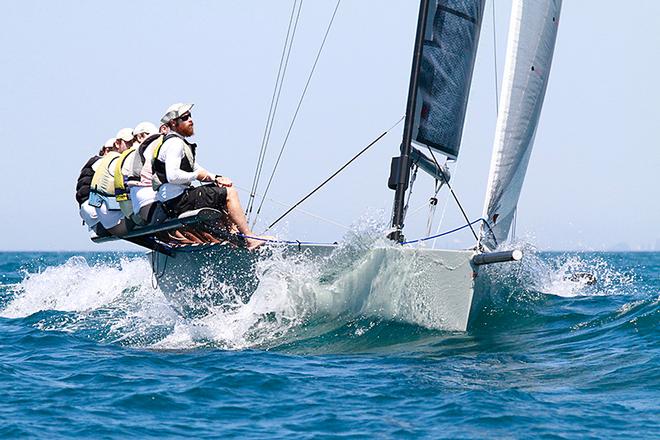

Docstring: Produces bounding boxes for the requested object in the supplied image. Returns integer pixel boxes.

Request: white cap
[104,138,116,148]
[134,121,158,136]
[161,102,194,124]
[116,128,133,142]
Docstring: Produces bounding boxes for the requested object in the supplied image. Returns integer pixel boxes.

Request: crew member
[153,102,270,249]
[76,138,116,232]
[112,122,211,244]
[111,122,160,224]
[88,129,133,236]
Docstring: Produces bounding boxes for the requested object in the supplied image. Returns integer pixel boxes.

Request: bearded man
[153,103,268,249]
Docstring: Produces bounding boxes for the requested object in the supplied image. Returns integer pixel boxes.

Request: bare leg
[196,230,223,244]
[182,228,223,244]
[223,187,273,249]
[224,187,252,235]
[179,228,208,244]
[167,230,197,245]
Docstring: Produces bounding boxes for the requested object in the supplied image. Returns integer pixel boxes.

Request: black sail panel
[413,0,486,160]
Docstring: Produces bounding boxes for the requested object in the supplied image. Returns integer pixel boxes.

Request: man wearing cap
[115,127,134,151]
[98,137,118,156]
[87,128,136,236]
[154,102,268,249]
[133,121,158,145]
[124,122,159,221]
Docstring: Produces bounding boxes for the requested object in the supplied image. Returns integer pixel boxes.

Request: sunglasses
[176,113,192,122]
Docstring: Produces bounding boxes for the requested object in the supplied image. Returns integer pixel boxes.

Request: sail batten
[480,0,562,250]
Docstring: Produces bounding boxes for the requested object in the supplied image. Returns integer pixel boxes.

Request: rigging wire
[253,0,342,228]
[401,218,484,245]
[235,184,350,230]
[247,0,304,220]
[236,217,487,247]
[425,146,480,245]
[263,115,405,233]
[402,165,419,222]
[425,179,442,237]
[431,159,455,249]
[404,200,435,218]
[142,216,492,253]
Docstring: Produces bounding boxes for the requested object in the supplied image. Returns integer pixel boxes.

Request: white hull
[151,244,484,331]
[364,247,483,331]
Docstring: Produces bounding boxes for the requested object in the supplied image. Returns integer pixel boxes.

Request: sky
[0,1,658,252]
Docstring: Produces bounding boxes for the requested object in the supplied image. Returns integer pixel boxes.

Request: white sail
[480,0,562,250]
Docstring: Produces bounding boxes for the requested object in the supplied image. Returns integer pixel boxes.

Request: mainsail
[480,0,562,250]
[411,0,486,160]
[390,0,487,239]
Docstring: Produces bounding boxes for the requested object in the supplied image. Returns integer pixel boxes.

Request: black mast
[388,0,431,243]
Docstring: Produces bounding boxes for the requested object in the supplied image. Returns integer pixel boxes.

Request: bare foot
[246,235,276,250]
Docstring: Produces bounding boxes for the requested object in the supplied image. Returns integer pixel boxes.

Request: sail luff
[480,0,562,250]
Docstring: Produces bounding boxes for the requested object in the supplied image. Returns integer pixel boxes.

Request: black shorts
[165,185,227,217]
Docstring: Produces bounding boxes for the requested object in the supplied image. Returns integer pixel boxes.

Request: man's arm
[195,165,233,187]
[162,138,200,184]
[196,168,213,182]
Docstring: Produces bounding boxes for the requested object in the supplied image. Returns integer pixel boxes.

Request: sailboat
[93,0,562,331]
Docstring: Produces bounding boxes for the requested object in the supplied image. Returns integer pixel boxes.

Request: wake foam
[478,240,636,303]
[1,256,160,318]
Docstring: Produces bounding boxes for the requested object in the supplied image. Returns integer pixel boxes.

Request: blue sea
[0,248,657,438]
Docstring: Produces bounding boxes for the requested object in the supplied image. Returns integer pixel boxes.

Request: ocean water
[0,245,657,438]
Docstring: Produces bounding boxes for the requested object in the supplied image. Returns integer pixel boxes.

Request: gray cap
[161,103,194,124]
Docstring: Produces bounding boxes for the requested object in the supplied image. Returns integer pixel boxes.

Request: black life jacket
[152,133,197,189]
[75,155,102,206]
[131,133,163,183]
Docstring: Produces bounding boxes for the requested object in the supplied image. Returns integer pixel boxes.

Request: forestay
[480,0,562,250]
[411,0,486,160]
